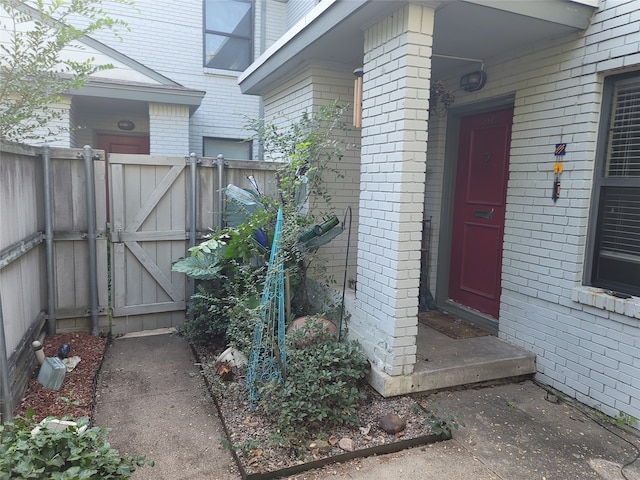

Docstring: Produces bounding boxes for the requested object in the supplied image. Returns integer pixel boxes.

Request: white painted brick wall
[286,0,318,29]
[353,3,434,376]
[260,0,287,51]
[149,104,190,155]
[424,0,640,423]
[263,64,361,291]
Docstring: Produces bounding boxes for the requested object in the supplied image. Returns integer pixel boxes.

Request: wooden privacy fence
[0,141,281,422]
[0,142,107,422]
[107,153,281,333]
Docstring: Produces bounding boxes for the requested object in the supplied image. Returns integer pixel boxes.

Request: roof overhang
[239,0,598,96]
[69,78,206,114]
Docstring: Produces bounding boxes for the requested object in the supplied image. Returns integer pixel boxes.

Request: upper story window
[590,73,640,296]
[204,0,253,71]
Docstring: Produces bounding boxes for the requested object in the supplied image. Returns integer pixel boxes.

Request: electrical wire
[533,380,640,480]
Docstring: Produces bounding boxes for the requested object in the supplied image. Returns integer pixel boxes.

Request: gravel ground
[192,344,439,476]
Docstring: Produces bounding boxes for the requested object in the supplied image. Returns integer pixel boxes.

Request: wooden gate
[109,155,190,333]
[108,154,281,334]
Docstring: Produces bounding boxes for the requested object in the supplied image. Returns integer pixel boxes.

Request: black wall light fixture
[460,70,486,92]
[432,54,486,92]
[117,120,135,131]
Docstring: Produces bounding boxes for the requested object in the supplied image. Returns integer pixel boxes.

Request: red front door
[97,135,150,221]
[448,108,513,319]
[97,135,149,155]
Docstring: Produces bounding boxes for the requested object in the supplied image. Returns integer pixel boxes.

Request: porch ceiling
[239,0,597,95]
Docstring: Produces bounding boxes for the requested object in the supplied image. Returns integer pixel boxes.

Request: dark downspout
[42,144,57,336]
[83,146,99,335]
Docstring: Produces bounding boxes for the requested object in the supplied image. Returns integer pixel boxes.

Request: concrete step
[369,322,536,397]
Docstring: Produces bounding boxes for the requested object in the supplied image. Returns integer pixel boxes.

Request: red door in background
[97,135,149,156]
[97,135,150,221]
[448,108,513,319]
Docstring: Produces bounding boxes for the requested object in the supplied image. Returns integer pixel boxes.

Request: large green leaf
[172,254,223,280]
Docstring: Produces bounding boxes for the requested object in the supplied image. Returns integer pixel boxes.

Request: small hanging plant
[430,80,455,117]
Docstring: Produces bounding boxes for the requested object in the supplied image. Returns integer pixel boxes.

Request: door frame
[436,94,515,335]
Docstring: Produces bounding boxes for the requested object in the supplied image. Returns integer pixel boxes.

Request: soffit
[239,0,597,95]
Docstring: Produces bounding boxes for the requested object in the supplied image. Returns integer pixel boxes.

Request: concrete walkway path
[93,331,239,480]
[93,331,640,480]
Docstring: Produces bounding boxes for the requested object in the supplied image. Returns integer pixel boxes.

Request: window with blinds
[592,76,640,295]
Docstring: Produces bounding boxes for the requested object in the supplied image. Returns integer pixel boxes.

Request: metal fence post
[83,146,99,335]
[42,144,57,336]
[217,154,225,229]
[187,153,199,317]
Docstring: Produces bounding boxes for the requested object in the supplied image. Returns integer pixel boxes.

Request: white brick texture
[353,3,434,376]
[149,104,190,155]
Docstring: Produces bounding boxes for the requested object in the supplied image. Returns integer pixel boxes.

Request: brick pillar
[149,103,190,155]
[354,3,433,376]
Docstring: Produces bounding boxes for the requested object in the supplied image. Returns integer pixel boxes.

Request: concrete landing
[369,322,536,397]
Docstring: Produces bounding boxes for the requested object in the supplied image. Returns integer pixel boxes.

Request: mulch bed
[14,332,107,421]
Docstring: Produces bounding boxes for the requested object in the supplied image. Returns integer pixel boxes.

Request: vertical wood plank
[113,243,126,312]
[110,164,125,234]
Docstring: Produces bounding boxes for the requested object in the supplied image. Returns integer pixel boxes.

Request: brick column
[149,103,190,155]
[354,3,433,376]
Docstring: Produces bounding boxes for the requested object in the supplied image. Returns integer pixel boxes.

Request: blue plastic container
[37,357,66,390]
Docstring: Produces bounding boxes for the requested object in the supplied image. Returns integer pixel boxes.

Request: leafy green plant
[247,101,352,316]
[259,326,369,440]
[59,390,80,408]
[226,290,261,355]
[175,255,265,352]
[178,282,231,345]
[232,439,262,459]
[421,409,465,439]
[173,101,353,346]
[57,390,81,418]
[0,0,132,142]
[591,408,638,429]
[0,411,152,479]
[614,410,638,428]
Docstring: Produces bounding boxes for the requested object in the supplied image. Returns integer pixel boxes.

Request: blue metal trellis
[246,207,286,409]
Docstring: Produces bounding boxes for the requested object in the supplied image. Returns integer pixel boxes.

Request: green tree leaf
[0,0,132,142]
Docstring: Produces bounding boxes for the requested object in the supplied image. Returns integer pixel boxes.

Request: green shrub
[0,412,152,479]
[226,293,261,355]
[180,282,231,346]
[259,327,369,439]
